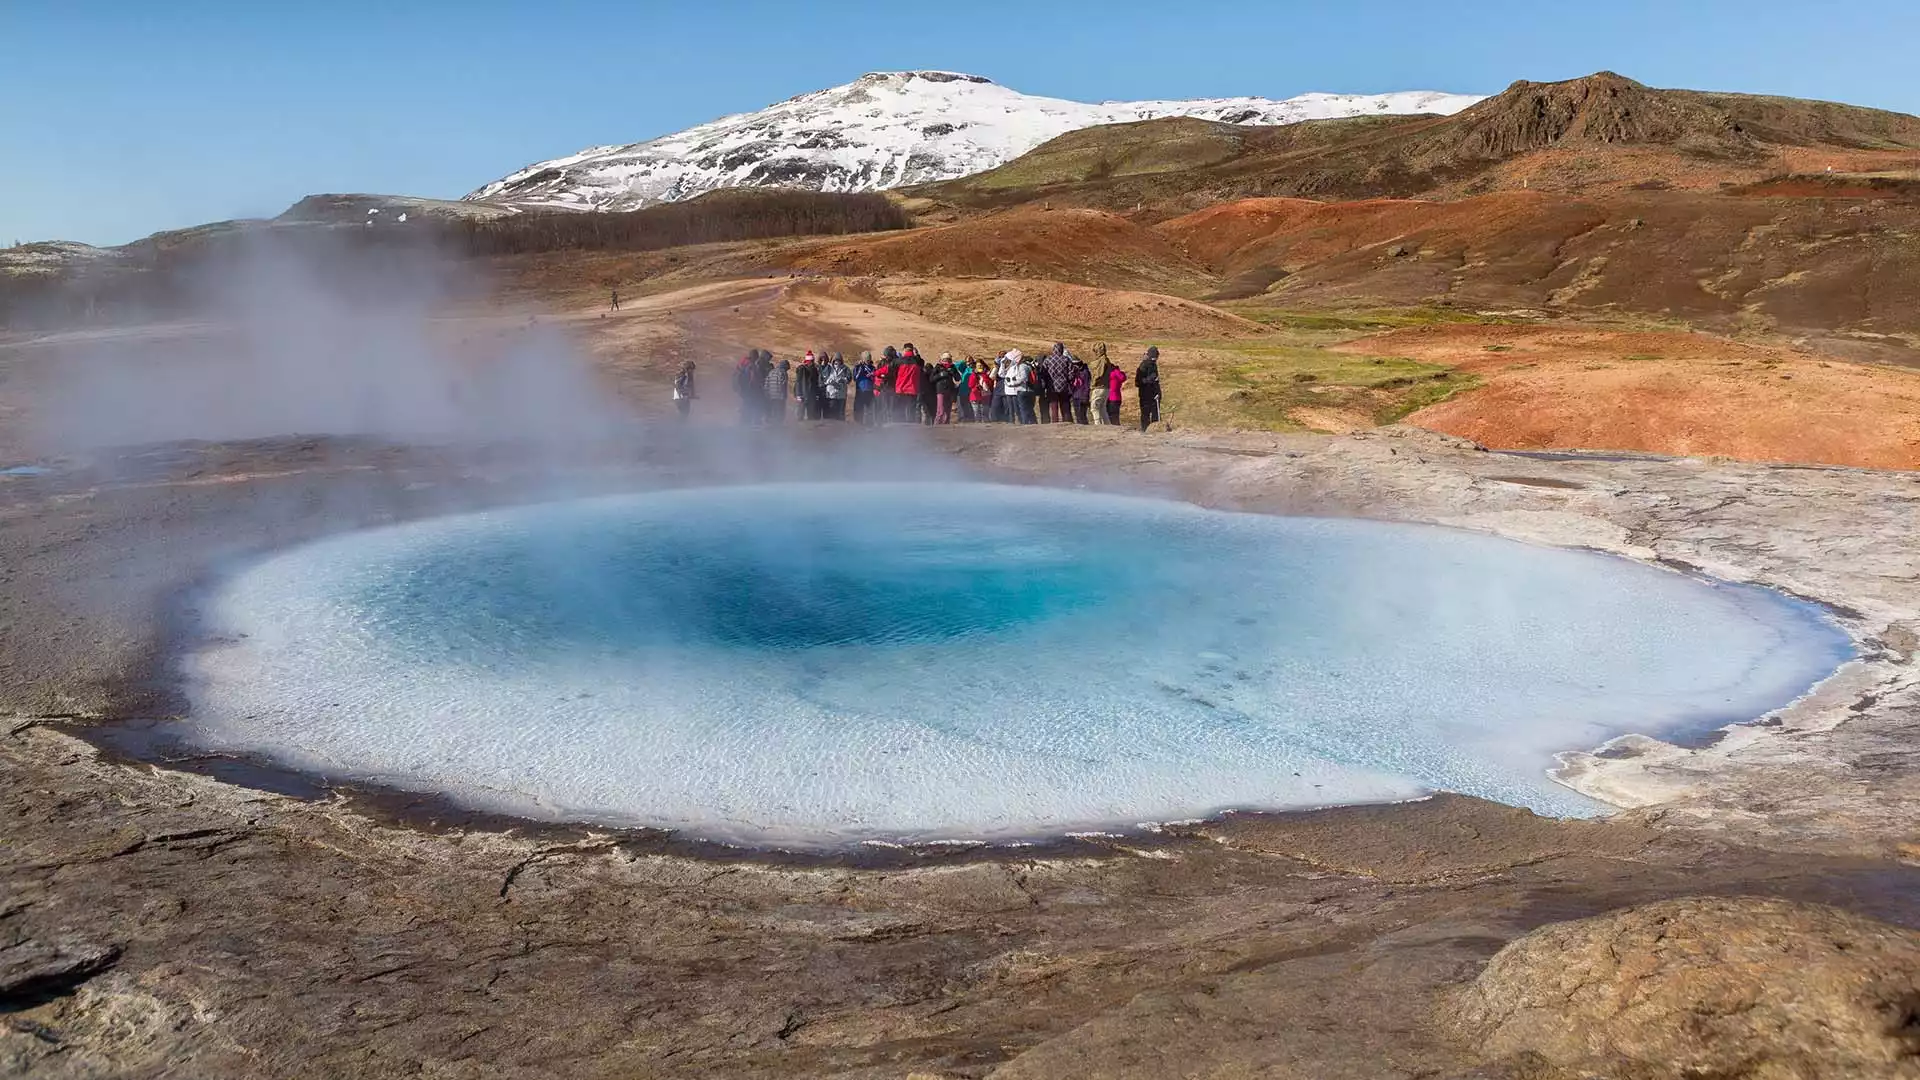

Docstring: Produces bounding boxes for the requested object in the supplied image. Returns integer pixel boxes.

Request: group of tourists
[691,342,1163,432]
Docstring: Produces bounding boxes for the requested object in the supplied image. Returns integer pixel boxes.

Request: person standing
[895,344,924,424]
[610,287,621,312]
[1030,352,1053,423]
[1067,351,1093,425]
[852,351,877,425]
[749,349,774,425]
[735,351,757,426]
[1002,349,1035,425]
[1103,356,1127,426]
[672,360,697,421]
[1042,343,1075,423]
[764,355,790,423]
[932,353,959,424]
[1136,346,1162,433]
[874,348,896,424]
[1013,351,1029,422]
[820,352,851,420]
[951,355,973,421]
[1088,345,1111,424]
[915,352,939,425]
[794,351,821,421]
[892,345,921,424]
[967,357,995,422]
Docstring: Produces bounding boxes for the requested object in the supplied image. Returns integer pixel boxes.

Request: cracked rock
[0,935,121,1004]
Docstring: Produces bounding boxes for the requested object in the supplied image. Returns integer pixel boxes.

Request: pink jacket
[1106,368,1127,402]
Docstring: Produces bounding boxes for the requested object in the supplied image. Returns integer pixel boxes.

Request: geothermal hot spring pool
[183,483,1851,847]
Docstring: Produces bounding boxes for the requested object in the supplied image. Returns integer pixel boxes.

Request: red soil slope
[1155,192,1607,276]
[1155,192,1920,356]
[782,208,1209,292]
[1344,324,1920,470]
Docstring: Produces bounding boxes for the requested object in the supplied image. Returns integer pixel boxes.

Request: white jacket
[1001,351,1030,395]
[819,362,851,399]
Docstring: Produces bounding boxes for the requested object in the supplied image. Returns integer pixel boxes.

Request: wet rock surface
[0,426,1916,1077]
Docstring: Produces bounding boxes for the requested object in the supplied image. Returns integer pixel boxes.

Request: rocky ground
[2,424,1918,1078]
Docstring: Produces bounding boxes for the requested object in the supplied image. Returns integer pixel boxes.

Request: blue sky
[7,0,1918,246]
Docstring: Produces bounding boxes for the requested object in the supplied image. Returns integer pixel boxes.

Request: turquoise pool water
[181,483,1852,847]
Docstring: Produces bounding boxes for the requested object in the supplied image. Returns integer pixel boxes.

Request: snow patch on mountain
[466,71,1482,212]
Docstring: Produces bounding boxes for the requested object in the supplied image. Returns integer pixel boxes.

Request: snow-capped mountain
[466,71,1482,211]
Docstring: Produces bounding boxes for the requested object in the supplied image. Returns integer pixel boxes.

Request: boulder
[1445,897,1920,1079]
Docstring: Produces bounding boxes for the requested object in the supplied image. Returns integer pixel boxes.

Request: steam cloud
[28,232,628,458]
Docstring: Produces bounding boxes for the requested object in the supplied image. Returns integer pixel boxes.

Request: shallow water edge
[134,478,1860,854]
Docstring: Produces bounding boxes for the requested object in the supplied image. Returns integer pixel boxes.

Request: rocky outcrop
[1450,72,1748,157]
[1446,897,1920,1079]
[0,934,120,1006]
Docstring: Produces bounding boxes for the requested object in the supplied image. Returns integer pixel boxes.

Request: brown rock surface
[1446,896,1920,1079]
[1195,794,1659,883]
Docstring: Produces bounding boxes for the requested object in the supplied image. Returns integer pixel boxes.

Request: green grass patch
[1374,373,1477,424]
[1194,343,1479,431]
[1219,305,1521,333]
[1622,353,1665,361]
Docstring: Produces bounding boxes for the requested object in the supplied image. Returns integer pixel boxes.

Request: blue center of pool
[182,483,1852,847]
[375,506,1120,653]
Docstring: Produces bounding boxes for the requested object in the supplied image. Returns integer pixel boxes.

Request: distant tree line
[444,190,911,256]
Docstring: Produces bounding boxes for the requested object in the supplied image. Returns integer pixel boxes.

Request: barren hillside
[917,72,1920,211]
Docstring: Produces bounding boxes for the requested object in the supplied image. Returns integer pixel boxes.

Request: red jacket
[893,359,921,395]
[967,370,994,402]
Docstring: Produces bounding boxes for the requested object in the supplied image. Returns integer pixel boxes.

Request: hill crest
[917,71,1920,210]
[463,72,1481,212]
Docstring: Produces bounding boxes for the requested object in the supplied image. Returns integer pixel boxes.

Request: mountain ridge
[464,70,1482,212]
[914,71,1920,212]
